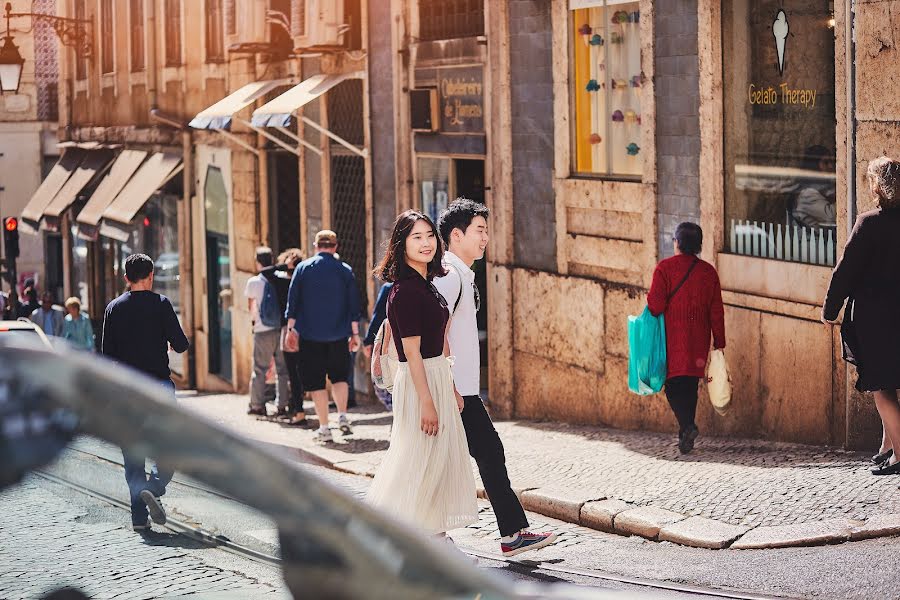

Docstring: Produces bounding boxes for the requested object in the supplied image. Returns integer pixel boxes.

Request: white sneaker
[338,414,353,435]
[315,428,334,443]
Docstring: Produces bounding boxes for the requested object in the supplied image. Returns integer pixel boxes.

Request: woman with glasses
[366,210,478,541]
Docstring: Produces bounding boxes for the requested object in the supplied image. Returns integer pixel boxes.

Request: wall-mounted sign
[746,8,821,111]
[438,66,484,133]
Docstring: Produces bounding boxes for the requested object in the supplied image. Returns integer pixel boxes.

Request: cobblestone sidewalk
[182,393,900,549]
[0,478,287,599]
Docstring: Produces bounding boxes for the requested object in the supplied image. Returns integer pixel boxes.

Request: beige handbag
[706,349,732,416]
[371,320,399,393]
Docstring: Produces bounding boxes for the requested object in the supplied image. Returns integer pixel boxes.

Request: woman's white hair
[866,156,900,209]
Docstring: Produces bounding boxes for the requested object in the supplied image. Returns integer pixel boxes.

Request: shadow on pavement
[138,530,212,550]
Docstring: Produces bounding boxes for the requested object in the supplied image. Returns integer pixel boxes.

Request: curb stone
[290,431,900,550]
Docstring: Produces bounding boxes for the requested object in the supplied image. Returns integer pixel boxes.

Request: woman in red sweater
[648,222,726,454]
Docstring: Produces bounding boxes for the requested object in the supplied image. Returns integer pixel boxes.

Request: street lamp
[0,3,23,94]
[0,1,91,94]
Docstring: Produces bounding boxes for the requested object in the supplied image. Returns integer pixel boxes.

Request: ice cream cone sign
[773,10,789,75]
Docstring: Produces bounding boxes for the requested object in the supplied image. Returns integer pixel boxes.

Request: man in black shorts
[285,231,362,443]
[101,254,189,531]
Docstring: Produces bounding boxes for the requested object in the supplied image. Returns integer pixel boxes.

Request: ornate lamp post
[0,1,91,94]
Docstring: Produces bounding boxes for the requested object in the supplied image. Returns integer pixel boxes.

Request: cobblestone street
[0,478,287,600]
[182,393,900,532]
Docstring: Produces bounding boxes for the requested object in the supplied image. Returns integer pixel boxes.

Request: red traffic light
[4,217,17,232]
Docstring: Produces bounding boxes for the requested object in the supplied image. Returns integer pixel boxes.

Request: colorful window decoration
[571,1,642,178]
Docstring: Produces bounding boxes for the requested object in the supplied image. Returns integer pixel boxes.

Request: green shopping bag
[628,306,667,395]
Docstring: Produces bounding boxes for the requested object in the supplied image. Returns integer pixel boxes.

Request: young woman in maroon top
[366,210,478,539]
[648,222,726,454]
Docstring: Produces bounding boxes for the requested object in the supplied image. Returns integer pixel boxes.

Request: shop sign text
[748,83,817,109]
[439,66,484,133]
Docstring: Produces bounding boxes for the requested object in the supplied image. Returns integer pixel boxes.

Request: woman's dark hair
[374,210,448,282]
[437,197,490,248]
[674,222,703,255]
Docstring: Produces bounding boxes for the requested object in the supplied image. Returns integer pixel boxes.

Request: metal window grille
[165,0,182,66]
[100,0,114,73]
[418,0,484,42]
[225,0,236,35]
[206,0,225,62]
[130,0,145,71]
[331,155,367,310]
[326,80,364,147]
[34,0,58,120]
[291,0,305,37]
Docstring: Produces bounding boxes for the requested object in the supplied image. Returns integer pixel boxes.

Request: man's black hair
[124,253,155,283]
[674,222,703,256]
[255,246,274,267]
[437,198,490,248]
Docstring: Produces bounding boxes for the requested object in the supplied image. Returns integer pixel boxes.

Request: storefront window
[418,158,450,224]
[723,2,836,266]
[71,225,90,314]
[569,0,642,179]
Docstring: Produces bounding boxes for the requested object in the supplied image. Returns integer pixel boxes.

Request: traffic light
[4,217,19,260]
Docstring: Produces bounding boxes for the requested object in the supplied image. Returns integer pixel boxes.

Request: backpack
[258,280,282,328]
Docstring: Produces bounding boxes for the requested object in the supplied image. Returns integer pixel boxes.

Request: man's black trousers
[462,395,529,537]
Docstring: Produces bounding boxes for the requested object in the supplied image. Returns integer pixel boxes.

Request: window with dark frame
[100,0,114,74]
[74,0,87,79]
[269,0,293,57]
[418,0,484,42]
[206,0,225,62]
[130,0,145,71]
[165,0,182,66]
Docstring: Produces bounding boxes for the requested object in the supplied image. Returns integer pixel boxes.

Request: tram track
[36,446,796,600]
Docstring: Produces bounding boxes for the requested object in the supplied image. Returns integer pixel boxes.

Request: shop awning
[41,147,117,229]
[249,71,367,158]
[75,149,149,240]
[98,153,183,242]
[19,148,86,234]
[189,79,291,131]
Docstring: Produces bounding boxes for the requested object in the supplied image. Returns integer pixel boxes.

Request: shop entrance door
[267,151,300,252]
[204,166,232,381]
[453,159,489,392]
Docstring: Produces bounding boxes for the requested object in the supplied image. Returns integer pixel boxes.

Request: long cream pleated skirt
[366,355,478,534]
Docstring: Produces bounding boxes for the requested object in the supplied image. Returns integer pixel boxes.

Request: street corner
[730,519,854,550]
[658,516,750,549]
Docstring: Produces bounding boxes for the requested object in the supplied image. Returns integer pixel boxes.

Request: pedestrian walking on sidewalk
[648,222,726,454]
[367,210,478,539]
[260,248,310,427]
[823,156,900,475]
[30,291,64,337]
[364,281,394,410]
[101,254,189,531]
[62,297,95,351]
[245,247,290,417]
[284,231,362,442]
[435,199,557,557]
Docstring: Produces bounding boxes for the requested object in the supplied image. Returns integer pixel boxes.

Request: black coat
[824,207,900,391]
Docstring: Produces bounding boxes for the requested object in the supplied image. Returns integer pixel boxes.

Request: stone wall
[654,0,700,258]
[509,0,557,271]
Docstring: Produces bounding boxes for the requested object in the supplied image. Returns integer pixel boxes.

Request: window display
[418,157,450,223]
[570,0,642,178]
[723,1,836,266]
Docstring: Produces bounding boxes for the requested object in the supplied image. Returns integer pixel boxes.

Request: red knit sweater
[647,254,726,379]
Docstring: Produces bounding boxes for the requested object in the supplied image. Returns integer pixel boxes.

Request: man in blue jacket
[285,231,362,443]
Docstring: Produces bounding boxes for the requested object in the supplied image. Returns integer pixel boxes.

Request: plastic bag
[627,306,667,395]
[706,348,732,415]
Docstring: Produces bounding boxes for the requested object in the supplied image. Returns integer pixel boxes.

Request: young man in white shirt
[434,199,557,557]
[244,246,290,416]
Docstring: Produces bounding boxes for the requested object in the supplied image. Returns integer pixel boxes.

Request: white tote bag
[371,320,399,393]
[706,349,732,416]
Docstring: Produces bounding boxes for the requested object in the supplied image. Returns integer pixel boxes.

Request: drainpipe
[146,0,196,389]
[845,0,857,228]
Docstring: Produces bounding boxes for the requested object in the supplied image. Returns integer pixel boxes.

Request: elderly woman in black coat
[823,156,900,475]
